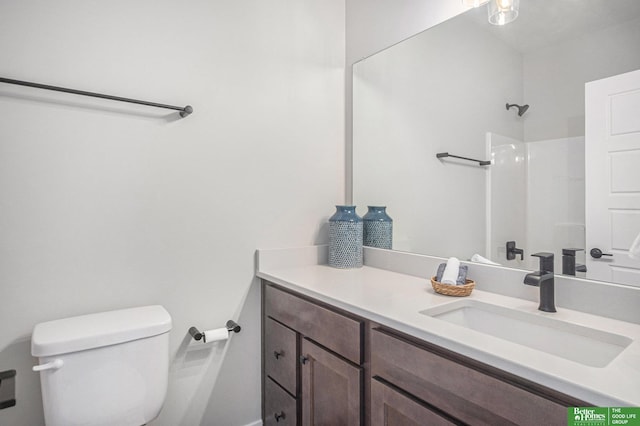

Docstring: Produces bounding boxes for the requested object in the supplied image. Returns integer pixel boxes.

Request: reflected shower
[506,103,529,116]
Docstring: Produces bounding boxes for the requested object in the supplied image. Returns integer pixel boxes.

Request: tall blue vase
[328,205,363,269]
[363,206,393,249]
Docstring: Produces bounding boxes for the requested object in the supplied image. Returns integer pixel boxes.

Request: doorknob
[590,248,613,259]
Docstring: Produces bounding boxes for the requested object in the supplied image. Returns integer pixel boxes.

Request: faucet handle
[562,248,583,256]
[506,241,524,260]
[531,252,554,273]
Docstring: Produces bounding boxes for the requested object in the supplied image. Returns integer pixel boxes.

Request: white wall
[346,0,465,64]
[523,17,640,142]
[0,1,345,425]
[344,0,466,202]
[353,13,523,259]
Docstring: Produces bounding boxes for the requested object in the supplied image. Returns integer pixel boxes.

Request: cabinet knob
[274,411,286,422]
[273,350,284,360]
[300,355,309,365]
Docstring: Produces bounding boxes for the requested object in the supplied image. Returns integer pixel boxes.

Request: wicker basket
[430,276,475,297]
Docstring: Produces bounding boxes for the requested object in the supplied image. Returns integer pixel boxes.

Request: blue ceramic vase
[328,205,363,268]
[363,206,393,249]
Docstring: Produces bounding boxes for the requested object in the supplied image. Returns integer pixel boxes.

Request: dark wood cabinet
[370,379,457,426]
[262,280,591,426]
[265,317,297,395]
[264,377,297,426]
[370,327,589,426]
[301,338,362,426]
[262,282,365,425]
[264,282,363,364]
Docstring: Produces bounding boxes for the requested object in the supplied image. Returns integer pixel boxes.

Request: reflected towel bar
[436,152,491,166]
[0,77,193,117]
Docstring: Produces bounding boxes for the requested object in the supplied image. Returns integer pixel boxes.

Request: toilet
[31,305,172,426]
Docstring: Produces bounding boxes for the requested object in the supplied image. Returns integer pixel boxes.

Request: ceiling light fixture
[488,0,519,25]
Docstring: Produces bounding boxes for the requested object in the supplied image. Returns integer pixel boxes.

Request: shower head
[506,103,529,116]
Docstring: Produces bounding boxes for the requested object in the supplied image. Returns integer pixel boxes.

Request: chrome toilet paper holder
[189,320,241,342]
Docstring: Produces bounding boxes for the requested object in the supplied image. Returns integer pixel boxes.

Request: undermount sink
[420,300,633,368]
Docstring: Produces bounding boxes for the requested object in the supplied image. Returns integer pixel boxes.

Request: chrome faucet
[524,252,556,312]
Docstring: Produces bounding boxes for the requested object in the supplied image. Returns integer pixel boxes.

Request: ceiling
[461,0,640,53]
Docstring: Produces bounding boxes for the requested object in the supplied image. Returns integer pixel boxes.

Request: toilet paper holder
[189,320,241,343]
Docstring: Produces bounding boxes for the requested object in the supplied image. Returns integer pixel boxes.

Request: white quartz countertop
[256,247,640,407]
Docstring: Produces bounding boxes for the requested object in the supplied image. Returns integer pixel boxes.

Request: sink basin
[420,300,632,367]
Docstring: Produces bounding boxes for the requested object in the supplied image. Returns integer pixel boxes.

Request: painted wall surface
[344,0,466,202]
[346,0,464,64]
[0,1,345,425]
[353,13,523,259]
[523,17,640,142]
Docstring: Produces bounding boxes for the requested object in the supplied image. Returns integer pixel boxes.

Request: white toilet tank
[31,305,172,426]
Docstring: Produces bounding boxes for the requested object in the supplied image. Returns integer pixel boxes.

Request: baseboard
[243,420,262,426]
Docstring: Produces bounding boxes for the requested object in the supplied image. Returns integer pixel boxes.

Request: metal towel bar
[0,77,193,117]
[436,152,491,166]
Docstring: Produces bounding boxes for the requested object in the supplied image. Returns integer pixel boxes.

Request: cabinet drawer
[264,377,297,426]
[265,318,297,395]
[371,328,569,426]
[371,378,457,426]
[264,283,363,364]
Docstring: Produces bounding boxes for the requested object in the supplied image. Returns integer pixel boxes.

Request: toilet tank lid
[31,305,172,357]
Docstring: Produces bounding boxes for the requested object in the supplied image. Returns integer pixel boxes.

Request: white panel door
[585,69,640,287]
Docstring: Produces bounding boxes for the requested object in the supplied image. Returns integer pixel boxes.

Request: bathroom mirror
[353,0,640,286]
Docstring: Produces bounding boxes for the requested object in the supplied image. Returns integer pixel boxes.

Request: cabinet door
[301,339,362,426]
[371,379,458,426]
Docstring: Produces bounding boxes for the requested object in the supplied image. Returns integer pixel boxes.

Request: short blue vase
[328,205,363,269]
[363,206,393,249]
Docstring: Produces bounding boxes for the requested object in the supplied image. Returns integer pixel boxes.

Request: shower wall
[526,137,586,272]
[488,133,527,267]
[489,135,585,271]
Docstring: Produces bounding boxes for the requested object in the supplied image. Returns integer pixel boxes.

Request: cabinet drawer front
[265,318,297,395]
[371,379,457,426]
[371,329,568,426]
[264,377,297,426]
[265,283,363,364]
